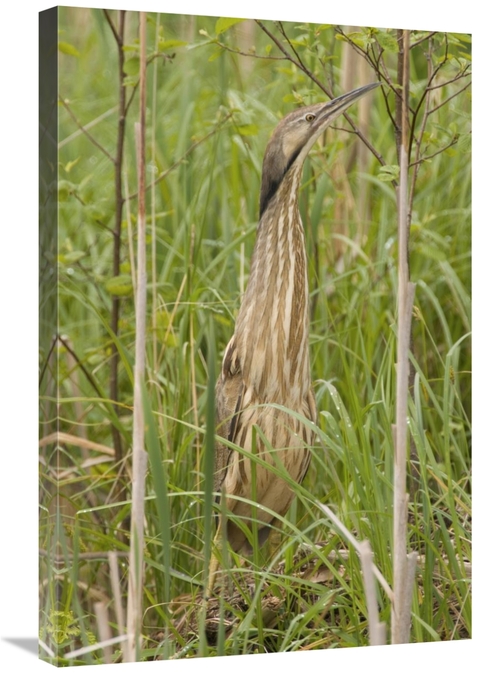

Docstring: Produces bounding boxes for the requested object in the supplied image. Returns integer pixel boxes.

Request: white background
[1,1,493,671]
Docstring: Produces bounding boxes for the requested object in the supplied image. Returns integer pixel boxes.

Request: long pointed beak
[316,82,380,127]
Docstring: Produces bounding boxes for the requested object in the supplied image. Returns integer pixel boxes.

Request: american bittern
[208,82,379,594]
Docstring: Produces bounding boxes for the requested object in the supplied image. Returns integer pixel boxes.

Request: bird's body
[210,83,379,579]
[214,146,316,553]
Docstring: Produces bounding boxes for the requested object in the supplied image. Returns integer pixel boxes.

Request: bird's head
[259,82,380,217]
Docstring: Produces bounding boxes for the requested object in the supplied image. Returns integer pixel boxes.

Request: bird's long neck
[234,165,310,403]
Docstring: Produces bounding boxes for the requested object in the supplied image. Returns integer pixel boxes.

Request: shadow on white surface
[2,638,39,656]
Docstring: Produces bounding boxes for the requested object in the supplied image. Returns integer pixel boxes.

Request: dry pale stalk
[392,29,417,645]
[125,12,148,663]
[109,551,125,636]
[318,502,394,603]
[94,601,113,664]
[359,540,386,646]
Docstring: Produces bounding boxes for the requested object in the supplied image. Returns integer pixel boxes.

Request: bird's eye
[305,113,316,122]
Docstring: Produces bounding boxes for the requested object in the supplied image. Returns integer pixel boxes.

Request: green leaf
[59,251,86,265]
[340,31,371,49]
[283,92,303,104]
[123,56,139,76]
[87,204,109,223]
[63,158,80,173]
[123,76,139,87]
[58,41,80,57]
[416,243,446,262]
[159,39,187,51]
[235,124,259,136]
[208,46,224,62]
[449,32,472,44]
[58,180,77,201]
[376,31,399,53]
[289,37,308,47]
[457,133,471,153]
[377,164,400,182]
[104,274,133,297]
[215,17,245,35]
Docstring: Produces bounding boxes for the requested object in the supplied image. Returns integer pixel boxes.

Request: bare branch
[255,20,330,97]
[342,111,387,168]
[127,112,233,201]
[212,40,286,60]
[277,21,322,90]
[410,31,438,49]
[59,104,119,149]
[335,27,377,71]
[255,22,386,167]
[409,133,462,167]
[428,80,471,115]
[426,67,471,92]
[103,9,122,46]
[57,335,104,399]
[123,51,177,117]
[58,95,115,163]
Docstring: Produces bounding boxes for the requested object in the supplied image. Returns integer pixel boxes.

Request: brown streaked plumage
[208,82,379,592]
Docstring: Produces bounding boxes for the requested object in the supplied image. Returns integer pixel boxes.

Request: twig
[336,27,377,75]
[126,113,233,201]
[255,20,330,97]
[426,67,471,92]
[38,431,114,455]
[409,134,461,167]
[58,104,119,149]
[255,22,385,168]
[123,51,175,118]
[408,36,434,211]
[428,80,472,115]
[58,96,115,163]
[277,21,315,88]
[298,543,472,581]
[103,9,122,45]
[64,635,128,660]
[410,31,438,49]
[213,39,287,60]
[341,111,386,168]
[38,334,57,386]
[57,335,104,399]
[39,549,129,561]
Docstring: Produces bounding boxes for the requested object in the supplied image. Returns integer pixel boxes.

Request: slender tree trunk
[109,10,127,463]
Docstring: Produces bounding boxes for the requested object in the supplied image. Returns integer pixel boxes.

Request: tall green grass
[39,9,471,662]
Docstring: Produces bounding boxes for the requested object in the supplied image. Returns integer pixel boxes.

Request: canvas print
[39,6,471,664]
